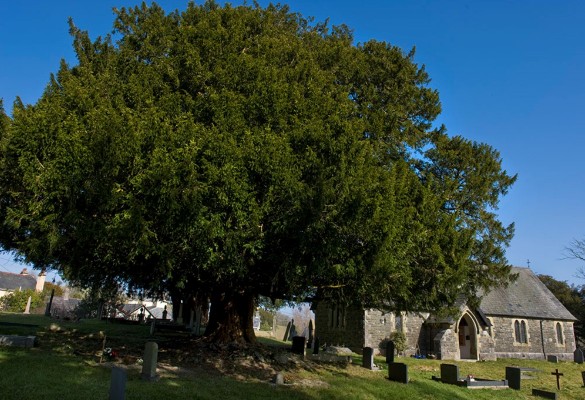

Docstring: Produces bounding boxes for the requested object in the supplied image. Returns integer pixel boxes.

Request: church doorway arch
[457,313,478,360]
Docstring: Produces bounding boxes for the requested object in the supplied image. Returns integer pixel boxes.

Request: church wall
[313,303,364,352]
[489,316,576,360]
[363,310,428,356]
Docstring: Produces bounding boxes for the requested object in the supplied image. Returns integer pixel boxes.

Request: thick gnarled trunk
[204,291,256,343]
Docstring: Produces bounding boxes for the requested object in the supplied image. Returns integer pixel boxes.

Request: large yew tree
[0,2,516,343]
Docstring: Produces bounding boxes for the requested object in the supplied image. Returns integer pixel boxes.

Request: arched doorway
[457,313,478,360]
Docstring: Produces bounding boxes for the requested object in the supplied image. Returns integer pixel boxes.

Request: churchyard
[2,313,585,399]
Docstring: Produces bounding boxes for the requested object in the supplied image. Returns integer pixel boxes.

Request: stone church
[313,267,577,361]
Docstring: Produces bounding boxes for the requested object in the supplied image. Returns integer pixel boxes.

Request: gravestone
[272,373,284,385]
[386,340,395,364]
[581,371,585,387]
[505,366,521,390]
[141,342,159,381]
[109,366,126,400]
[162,305,168,321]
[547,355,559,363]
[388,362,408,384]
[440,363,460,385]
[288,319,297,341]
[283,321,291,341]
[551,368,563,390]
[362,347,374,370]
[291,336,306,356]
[307,320,314,349]
[23,296,32,314]
[312,337,320,355]
[531,389,558,400]
[574,348,584,364]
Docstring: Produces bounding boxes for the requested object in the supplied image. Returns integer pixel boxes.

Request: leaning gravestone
[362,347,374,370]
[386,341,395,364]
[505,366,521,390]
[574,348,584,364]
[291,336,306,356]
[283,321,291,342]
[109,366,126,400]
[141,342,159,381]
[440,364,460,385]
[388,362,408,384]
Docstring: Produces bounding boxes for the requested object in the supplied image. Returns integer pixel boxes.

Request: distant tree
[566,238,585,279]
[538,274,585,346]
[42,281,64,297]
[0,2,515,344]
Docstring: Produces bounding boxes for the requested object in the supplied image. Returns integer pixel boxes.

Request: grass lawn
[1,313,585,399]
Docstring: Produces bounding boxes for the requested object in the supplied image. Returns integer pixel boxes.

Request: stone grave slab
[388,362,408,384]
[0,335,37,348]
[109,366,126,400]
[532,389,558,400]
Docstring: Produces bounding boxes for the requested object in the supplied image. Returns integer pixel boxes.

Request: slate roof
[479,267,577,321]
[0,271,37,291]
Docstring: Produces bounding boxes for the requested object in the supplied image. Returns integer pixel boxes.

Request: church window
[514,320,528,343]
[556,322,564,345]
[395,312,404,332]
[329,305,345,329]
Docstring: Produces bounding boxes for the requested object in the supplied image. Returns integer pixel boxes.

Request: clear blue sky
[1,1,584,285]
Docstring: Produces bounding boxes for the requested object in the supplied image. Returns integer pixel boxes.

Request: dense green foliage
[0,289,44,312]
[538,274,585,345]
[0,2,515,341]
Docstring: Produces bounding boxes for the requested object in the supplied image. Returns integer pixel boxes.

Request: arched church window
[556,322,564,344]
[514,320,528,343]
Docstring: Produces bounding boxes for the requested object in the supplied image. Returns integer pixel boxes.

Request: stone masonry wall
[313,303,364,352]
[363,310,427,356]
[489,316,575,360]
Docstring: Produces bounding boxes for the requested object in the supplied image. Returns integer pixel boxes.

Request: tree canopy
[0,1,516,342]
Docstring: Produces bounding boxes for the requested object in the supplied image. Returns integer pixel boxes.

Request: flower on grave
[103,347,118,360]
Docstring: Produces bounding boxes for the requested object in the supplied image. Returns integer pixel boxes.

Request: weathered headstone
[312,337,320,355]
[388,362,408,384]
[23,296,32,314]
[505,366,521,390]
[386,340,395,364]
[574,348,584,364]
[288,319,297,341]
[141,342,159,381]
[291,336,306,356]
[0,335,37,348]
[547,355,559,363]
[109,366,126,400]
[532,389,558,400]
[272,373,284,385]
[440,363,460,385]
[362,347,374,370]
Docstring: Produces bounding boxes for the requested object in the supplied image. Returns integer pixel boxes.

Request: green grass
[2,313,585,399]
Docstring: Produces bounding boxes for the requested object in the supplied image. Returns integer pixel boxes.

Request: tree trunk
[204,290,256,343]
